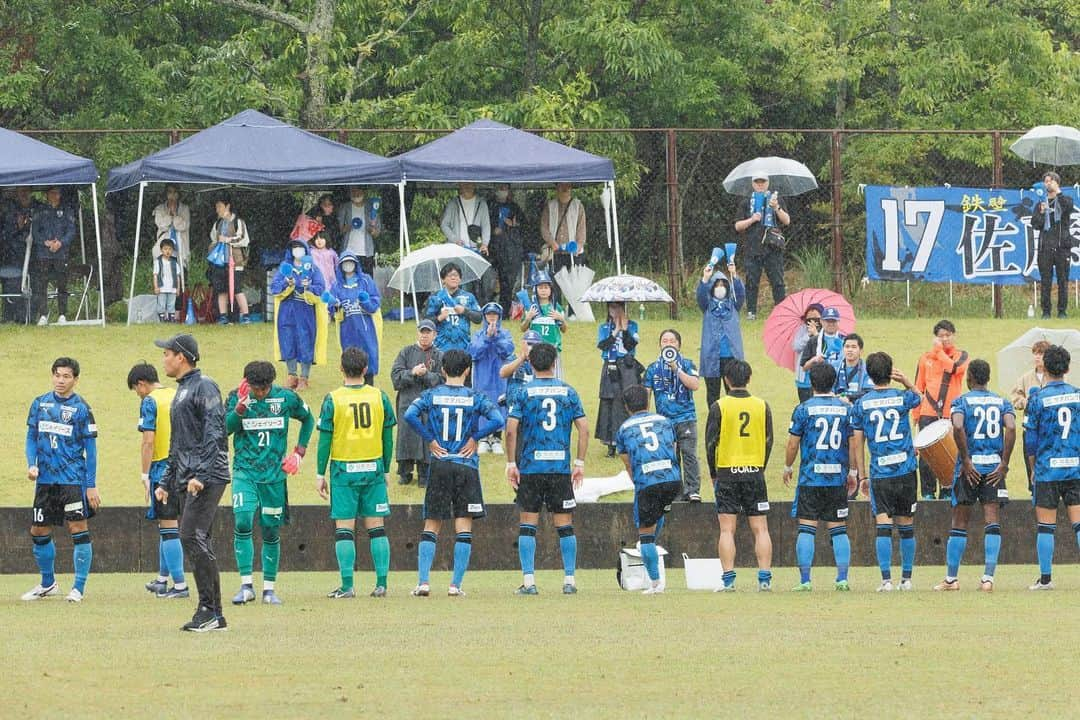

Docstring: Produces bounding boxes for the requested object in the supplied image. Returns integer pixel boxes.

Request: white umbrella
[1010,125,1080,166]
[996,327,1080,393]
[555,265,595,322]
[389,243,491,294]
[579,274,674,304]
[722,156,819,196]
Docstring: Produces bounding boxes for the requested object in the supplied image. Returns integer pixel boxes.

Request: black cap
[154,333,200,363]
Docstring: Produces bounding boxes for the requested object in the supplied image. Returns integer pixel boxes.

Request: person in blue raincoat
[696,263,746,408]
[270,239,327,391]
[326,252,382,385]
[469,302,515,455]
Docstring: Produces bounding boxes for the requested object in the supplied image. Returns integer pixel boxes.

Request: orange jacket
[913,345,969,423]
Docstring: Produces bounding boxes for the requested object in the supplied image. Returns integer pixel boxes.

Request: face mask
[713,286,728,300]
[341,261,356,274]
[496,191,509,202]
[291,247,305,260]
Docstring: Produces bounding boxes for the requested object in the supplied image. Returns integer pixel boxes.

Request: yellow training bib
[149,387,175,462]
[715,394,767,468]
[328,385,386,462]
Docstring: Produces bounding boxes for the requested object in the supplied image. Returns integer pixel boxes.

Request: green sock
[233,530,254,577]
[335,529,356,591]
[261,528,280,583]
[369,528,390,588]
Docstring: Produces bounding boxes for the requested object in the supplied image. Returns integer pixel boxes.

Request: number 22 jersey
[850,388,921,479]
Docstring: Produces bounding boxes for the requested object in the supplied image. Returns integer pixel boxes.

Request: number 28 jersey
[1023,381,1080,483]
[850,388,921,479]
[788,396,853,487]
[950,389,1014,476]
[508,377,586,475]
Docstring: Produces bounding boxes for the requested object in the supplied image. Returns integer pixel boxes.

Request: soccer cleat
[834,580,850,592]
[410,584,430,597]
[490,440,504,455]
[1029,579,1055,591]
[231,584,256,605]
[562,583,578,595]
[181,607,220,632]
[642,583,665,595]
[21,582,59,601]
[157,586,190,600]
[791,582,812,592]
[145,578,168,594]
[979,576,994,593]
[65,588,83,603]
[214,616,228,631]
[876,580,894,593]
[37,315,48,326]
[326,587,355,599]
[477,439,491,454]
[758,581,772,592]
[898,579,914,592]
[515,584,539,596]
[714,584,735,593]
[262,590,283,605]
[447,585,466,597]
[369,586,387,598]
[933,579,959,592]
[688,492,702,503]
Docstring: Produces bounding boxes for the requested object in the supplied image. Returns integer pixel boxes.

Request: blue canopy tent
[0,128,105,325]
[107,110,401,323]
[395,118,620,299]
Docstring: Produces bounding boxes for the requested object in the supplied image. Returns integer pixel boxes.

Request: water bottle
[1027,304,1035,318]
[638,303,645,321]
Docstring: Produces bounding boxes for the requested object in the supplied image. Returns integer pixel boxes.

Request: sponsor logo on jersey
[642,459,673,474]
[756,501,770,511]
[38,420,74,436]
[467,503,483,513]
[878,451,908,466]
[1043,392,1080,407]
[534,450,566,461]
[526,385,569,397]
[562,499,576,509]
[862,396,905,410]
[345,461,378,473]
[242,417,286,431]
[622,413,667,428]
[725,465,763,474]
[966,395,1004,406]
[375,503,390,513]
[813,463,842,474]
[971,454,1001,465]
[434,394,474,407]
[807,405,848,417]
[1050,456,1080,468]
[997,488,1009,498]
[837,507,849,518]
[262,506,283,516]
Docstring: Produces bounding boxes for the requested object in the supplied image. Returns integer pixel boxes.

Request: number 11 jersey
[850,387,921,479]
[508,377,586,475]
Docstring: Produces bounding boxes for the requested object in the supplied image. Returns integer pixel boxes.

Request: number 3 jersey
[615,412,681,490]
[404,383,504,469]
[1023,381,1080,482]
[226,385,316,482]
[850,388,921,479]
[788,395,853,487]
[950,389,1014,476]
[508,377,586,475]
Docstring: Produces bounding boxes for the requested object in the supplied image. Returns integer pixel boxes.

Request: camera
[660,346,679,365]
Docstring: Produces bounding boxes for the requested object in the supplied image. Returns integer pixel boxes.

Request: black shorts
[516,473,576,514]
[869,471,918,518]
[208,264,244,294]
[635,481,682,528]
[952,473,1009,507]
[150,487,181,521]
[714,477,770,516]
[423,460,485,520]
[793,484,850,522]
[33,484,91,527]
[1034,479,1080,510]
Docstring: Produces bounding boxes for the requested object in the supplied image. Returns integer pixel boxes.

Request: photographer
[643,329,703,502]
[792,304,824,402]
[1031,171,1075,319]
[734,174,790,320]
[799,306,844,380]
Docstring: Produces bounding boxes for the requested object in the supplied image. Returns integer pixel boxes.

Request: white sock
[523,573,535,587]
[564,575,575,586]
[174,582,187,591]
[241,575,254,586]
[156,575,168,583]
[263,580,275,591]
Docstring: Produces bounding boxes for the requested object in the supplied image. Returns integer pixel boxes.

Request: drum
[914,418,958,489]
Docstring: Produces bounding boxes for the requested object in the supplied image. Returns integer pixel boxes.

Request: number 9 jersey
[1023,381,1080,483]
[850,388,921,479]
[508,377,586,475]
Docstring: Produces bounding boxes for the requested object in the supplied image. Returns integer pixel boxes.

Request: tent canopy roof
[0,128,98,186]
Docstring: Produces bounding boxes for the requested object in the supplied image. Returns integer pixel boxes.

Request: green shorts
[329,460,391,520]
[232,475,287,527]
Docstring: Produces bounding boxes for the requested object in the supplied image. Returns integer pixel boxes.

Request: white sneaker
[447,585,466,597]
[37,315,48,326]
[477,440,491,454]
[21,582,59,601]
[1029,579,1055,591]
[898,579,914,591]
[490,440,504,455]
[714,584,735,593]
[642,582,665,595]
[56,315,66,324]
[876,580,894,593]
[65,588,83,603]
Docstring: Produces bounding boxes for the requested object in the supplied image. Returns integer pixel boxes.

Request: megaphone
[707,247,724,270]
[185,296,196,325]
[725,242,737,265]
[660,346,679,364]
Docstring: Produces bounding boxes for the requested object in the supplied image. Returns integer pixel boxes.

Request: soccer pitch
[3,567,1079,718]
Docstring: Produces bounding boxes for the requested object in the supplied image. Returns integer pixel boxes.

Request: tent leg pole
[906,279,910,308]
[398,181,408,323]
[127,182,146,326]
[90,184,105,325]
[78,199,86,264]
[609,181,623,275]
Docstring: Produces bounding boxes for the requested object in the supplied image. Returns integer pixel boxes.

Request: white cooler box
[682,553,725,591]
[617,545,668,591]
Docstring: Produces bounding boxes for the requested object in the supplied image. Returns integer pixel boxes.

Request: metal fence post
[991,130,1004,318]
[666,129,680,319]
[830,130,843,293]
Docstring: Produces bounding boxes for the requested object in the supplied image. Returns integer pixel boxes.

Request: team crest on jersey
[176,389,189,404]
[268,399,283,414]
[60,405,76,423]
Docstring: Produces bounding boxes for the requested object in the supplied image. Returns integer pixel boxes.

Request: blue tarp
[107,109,400,192]
[396,119,615,184]
[0,128,98,186]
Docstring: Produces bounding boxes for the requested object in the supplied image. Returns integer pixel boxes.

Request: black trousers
[492,249,523,311]
[743,252,786,315]
[704,369,733,409]
[1037,249,1071,315]
[358,255,375,277]
[30,256,68,320]
[179,483,226,616]
[916,415,950,499]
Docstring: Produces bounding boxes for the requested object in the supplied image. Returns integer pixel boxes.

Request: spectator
[2,187,39,322]
[30,186,76,325]
[799,306,845,379]
[390,320,443,487]
[696,264,745,408]
[152,185,191,268]
[501,330,543,413]
[308,230,339,290]
[307,193,342,253]
[270,239,326,390]
[208,194,251,325]
[595,301,642,457]
[327,252,381,384]
[337,186,380,276]
[792,304,824,402]
[488,183,525,311]
[468,302,514,454]
[425,263,481,352]
[734,174,790,319]
[153,238,181,323]
[643,329,703,502]
[1010,340,1055,490]
[913,319,970,500]
[833,333,873,403]
[440,183,494,302]
[521,271,566,375]
[540,183,586,308]
[1031,171,1075,319]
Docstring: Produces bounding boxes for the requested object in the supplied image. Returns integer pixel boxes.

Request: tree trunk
[300,0,336,127]
[522,0,543,91]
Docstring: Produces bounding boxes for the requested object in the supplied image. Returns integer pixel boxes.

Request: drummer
[934,360,1016,593]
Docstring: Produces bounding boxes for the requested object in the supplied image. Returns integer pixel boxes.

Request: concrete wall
[0,502,1071,574]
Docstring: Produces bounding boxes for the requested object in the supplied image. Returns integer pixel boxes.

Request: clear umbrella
[388,243,491,294]
[996,327,1080,393]
[579,274,674,304]
[722,156,819,196]
[1010,125,1080,166]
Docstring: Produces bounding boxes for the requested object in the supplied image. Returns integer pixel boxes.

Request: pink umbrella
[763,288,856,371]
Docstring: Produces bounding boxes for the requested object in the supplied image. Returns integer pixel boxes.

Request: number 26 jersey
[850,388,921,479]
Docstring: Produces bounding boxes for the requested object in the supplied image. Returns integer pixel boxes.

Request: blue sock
[72,531,93,593]
[945,528,967,578]
[830,527,850,582]
[1037,523,1056,579]
[32,534,56,588]
[898,524,915,579]
[157,535,168,577]
[757,569,772,584]
[722,570,736,588]
[639,533,660,581]
[417,531,437,585]
[557,525,577,578]
[451,533,472,587]
[161,529,185,585]
[518,524,537,577]
[983,524,1001,578]
[876,523,893,580]
[796,524,816,583]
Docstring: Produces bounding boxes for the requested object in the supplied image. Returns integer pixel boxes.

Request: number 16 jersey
[850,388,921,479]
[508,377,586,475]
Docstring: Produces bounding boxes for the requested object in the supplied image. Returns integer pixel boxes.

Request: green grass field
[2,566,1078,718]
[0,313,1070,508]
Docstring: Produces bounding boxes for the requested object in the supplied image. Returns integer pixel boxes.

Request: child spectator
[469,302,514,454]
[327,252,382,384]
[153,238,181,323]
[521,271,566,375]
[309,231,339,291]
[270,239,327,390]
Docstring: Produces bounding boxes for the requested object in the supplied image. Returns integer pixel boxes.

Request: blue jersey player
[505,342,590,595]
[616,385,683,594]
[1023,345,1080,591]
[23,357,99,603]
[782,363,856,592]
[404,349,503,597]
[934,359,1015,593]
[850,352,921,592]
